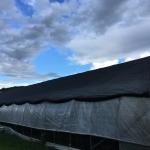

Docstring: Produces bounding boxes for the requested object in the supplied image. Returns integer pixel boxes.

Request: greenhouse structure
[0,56,150,150]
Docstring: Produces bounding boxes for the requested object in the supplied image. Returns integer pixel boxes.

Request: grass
[0,133,55,150]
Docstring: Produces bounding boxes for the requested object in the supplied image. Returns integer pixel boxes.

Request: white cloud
[91,60,119,70]
[68,18,150,66]
[140,52,150,58]
[0,81,28,89]
[67,0,150,68]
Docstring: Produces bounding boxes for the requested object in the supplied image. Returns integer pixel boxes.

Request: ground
[0,133,54,150]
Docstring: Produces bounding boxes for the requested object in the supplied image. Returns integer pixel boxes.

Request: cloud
[0,49,59,80]
[0,0,71,82]
[0,81,28,89]
[1,0,150,87]
[67,0,150,68]
[71,0,126,33]
[68,18,150,64]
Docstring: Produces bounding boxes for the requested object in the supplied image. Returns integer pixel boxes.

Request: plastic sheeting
[0,56,150,105]
[0,96,150,147]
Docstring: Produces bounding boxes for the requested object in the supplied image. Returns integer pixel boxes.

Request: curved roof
[0,56,150,105]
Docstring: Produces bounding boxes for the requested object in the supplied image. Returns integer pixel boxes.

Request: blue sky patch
[118,58,125,64]
[49,0,65,4]
[15,0,34,17]
[8,22,22,29]
[33,47,91,77]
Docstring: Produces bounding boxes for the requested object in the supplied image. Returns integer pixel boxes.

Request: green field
[0,133,54,150]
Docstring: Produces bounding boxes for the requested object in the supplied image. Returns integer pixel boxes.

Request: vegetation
[0,133,54,150]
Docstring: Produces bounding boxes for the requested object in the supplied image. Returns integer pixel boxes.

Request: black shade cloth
[0,56,150,105]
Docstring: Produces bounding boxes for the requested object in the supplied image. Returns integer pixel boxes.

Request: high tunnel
[0,56,150,150]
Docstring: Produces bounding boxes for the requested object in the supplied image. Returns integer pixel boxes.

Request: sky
[0,0,150,88]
